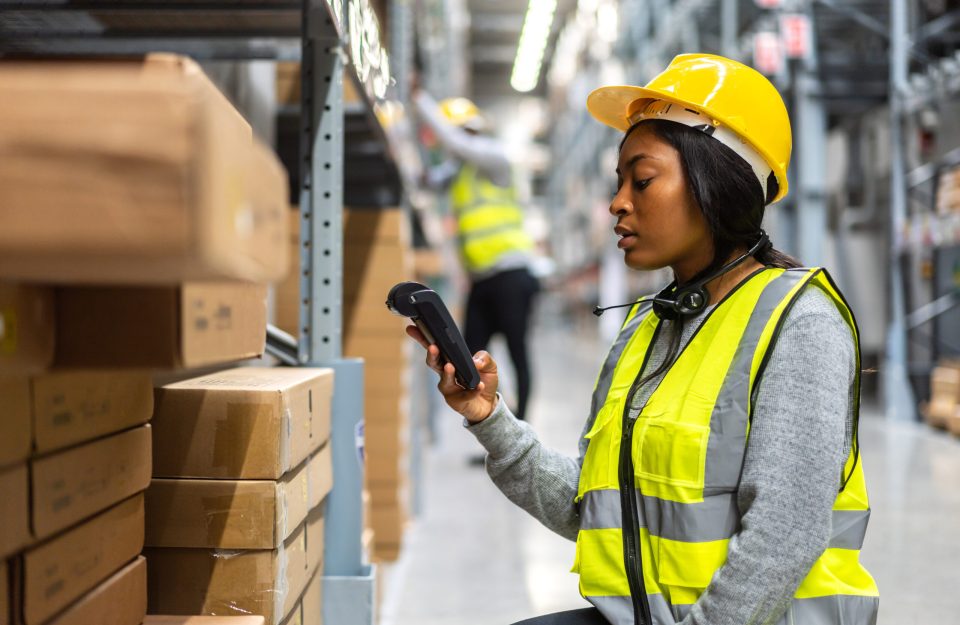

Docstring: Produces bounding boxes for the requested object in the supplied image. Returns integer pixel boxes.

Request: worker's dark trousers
[511,608,608,624]
[464,267,539,421]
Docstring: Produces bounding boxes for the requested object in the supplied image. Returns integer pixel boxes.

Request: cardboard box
[55,282,267,369]
[280,569,321,625]
[47,556,147,625]
[0,55,289,285]
[0,377,31,468]
[343,209,409,245]
[371,503,406,560]
[307,443,333,512]
[363,361,411,399]
[343,264,412,310]
[23,495,144,625]
[145,617,266,625]
[274,210,302,337]
[305,507,325,580]
[928,365,960,426]
[365,394,410,424]
[146,457,311,550]
[31,425,152,539]
[276,62,301,106]
[146,522,316,625]
[344,333,412,366]
[301,570,322,625]
[152,367,333,479]
[0,464,30,558]
[344,303,410,340]
[32,370,153,455]
[0,284,55,374]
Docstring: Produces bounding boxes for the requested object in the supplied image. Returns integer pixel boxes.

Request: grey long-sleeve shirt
[413,91,512,188]
[466,284,855,625]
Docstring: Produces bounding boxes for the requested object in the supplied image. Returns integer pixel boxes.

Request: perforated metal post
[885,0,918,420]
[300,0,344,364]
[301,0,374,622]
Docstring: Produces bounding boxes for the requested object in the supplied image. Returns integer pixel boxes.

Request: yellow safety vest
[449,164,533,274]
[574,267,879,625]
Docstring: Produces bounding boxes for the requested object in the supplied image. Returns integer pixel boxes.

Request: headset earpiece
[651,283,710,320]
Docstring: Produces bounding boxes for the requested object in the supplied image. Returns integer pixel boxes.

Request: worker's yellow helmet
[587,53,792,204]
[439,97,485,131]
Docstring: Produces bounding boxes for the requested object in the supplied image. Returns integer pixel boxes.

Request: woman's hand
[406,325,499,423]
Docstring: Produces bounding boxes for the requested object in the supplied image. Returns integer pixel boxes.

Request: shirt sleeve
[465,397,583,541]
[682,286,855,625]
[413,91,513,187]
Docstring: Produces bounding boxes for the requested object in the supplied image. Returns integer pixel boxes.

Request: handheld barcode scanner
[386,282,481,390]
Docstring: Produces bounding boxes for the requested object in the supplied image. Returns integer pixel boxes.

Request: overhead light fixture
[510,0,558,93]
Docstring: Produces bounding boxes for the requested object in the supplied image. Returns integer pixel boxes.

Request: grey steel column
[884,0,917,420]
[302,0,374,622]
[794,4,828,266]
[721,0,739,58]
[300,0,344,364]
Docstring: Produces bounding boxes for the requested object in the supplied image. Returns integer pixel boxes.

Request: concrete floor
[379,317,960,625]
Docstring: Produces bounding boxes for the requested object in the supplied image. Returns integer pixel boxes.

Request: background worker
[414,89,540,422]
[407,54,878,624]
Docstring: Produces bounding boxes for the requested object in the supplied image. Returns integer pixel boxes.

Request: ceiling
[465,0,576,100]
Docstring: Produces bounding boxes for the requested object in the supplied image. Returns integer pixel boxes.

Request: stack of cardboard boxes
[343,209,415,561]
[275,208,413,562]
[926,360,960,433]
[145,367,333,625]
[0,55,304,625]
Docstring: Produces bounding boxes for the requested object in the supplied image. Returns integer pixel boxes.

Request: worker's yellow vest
[449,165,533,274]
[574,267,879,625]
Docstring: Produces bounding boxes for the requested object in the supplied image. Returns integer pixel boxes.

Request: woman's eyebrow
[615,153,656,175]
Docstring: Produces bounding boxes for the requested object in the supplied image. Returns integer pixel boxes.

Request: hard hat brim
[586,84,789,203]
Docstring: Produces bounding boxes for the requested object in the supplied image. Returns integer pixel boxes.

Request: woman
[406,54,879,625]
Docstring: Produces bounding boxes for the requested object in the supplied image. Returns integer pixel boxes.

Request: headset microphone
[593,296,674,317]
[595,231,770,321]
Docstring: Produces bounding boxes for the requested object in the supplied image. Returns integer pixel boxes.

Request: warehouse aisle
[380,310,960,625]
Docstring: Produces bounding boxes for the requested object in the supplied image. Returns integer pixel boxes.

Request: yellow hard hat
[439,97,485,130]
[587,53,792,204]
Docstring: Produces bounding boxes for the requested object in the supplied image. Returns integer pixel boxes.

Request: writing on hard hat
[439,97,486,131]
[586,53,792,204]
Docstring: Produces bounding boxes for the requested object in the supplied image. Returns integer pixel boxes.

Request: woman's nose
[610,187,632,216]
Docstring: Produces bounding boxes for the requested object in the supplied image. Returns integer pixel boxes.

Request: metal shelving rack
[0,1,408,621]
[888,0,960,413]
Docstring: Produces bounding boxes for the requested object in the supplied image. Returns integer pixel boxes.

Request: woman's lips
[615,225,637,249]
[617,234,637,249]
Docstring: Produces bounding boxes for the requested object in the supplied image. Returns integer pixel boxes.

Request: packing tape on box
[202,494,267,546]
[281,405,292,475]
[278,480,289,543]
[273,538,290,625]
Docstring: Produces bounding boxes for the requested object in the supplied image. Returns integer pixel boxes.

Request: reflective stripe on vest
[449,165,533,274]
[573,267,879,625]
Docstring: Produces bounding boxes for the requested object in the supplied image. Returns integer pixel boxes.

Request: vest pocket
[577,401,623,498]
[635,420,709,490]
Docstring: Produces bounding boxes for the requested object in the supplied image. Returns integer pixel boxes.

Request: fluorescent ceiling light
[510,0,558,93]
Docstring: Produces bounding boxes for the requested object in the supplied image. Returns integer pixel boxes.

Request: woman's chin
[622,250,664,272]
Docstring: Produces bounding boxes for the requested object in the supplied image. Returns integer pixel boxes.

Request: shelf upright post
[885,0,918,421]
[794,0,828,266]
[301,0,374,622]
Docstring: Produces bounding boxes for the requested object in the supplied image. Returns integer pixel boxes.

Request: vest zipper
[619,324,661,625]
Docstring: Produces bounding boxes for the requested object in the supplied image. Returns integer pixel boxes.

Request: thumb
[472,350,497,374]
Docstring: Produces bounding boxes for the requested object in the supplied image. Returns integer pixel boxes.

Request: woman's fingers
[405,325,429,349]
[425,344,443,374]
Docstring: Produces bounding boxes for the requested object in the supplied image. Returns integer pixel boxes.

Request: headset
[594,231,771,320]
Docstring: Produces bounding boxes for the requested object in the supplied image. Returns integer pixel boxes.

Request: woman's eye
[633,178,651,191]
